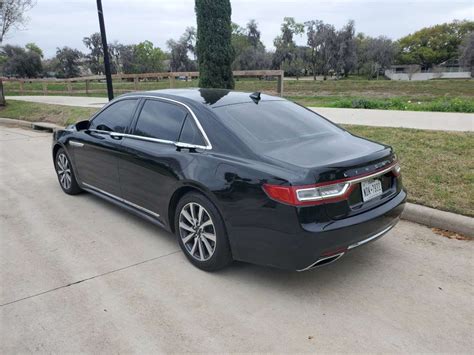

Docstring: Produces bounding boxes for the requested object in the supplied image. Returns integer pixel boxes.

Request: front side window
[90,99,138,133]
[134,100,187,141]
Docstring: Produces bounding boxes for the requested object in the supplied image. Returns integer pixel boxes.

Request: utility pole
[96,0,114,101]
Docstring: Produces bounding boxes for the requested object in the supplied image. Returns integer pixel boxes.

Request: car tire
[55,148,82,195]
[175,192,233,271]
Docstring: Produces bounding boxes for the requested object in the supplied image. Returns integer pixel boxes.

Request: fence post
[19,80,24,95]
[277,71,284,97]
[134,76,138,90]
[67,81,72,94]
[85,80,90,95]
[42,82,48,95]
[169,75,176,89]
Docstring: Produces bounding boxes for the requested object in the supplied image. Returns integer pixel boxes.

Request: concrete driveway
[0,125,473,353]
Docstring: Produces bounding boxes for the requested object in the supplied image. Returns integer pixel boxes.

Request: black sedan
[52,89,406,271]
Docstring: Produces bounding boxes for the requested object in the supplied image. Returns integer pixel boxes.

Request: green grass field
[0,100,472,216]
[344,125,473,217]
[0,100,98,126]
[4,78,474,112]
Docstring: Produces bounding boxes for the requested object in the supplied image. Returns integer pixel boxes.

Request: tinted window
[179,117,206,146]
[135,100,187,141]
[214,101,342,152]
[90,99,138,133]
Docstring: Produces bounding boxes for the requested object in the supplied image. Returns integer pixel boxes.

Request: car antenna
[250,91,261,104]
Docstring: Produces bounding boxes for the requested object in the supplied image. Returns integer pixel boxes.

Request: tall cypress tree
[195,0,235,89]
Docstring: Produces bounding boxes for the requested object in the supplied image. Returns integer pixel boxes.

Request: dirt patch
[431,228,472,241]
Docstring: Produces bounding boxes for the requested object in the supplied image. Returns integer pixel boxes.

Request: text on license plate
[361,179,383,202]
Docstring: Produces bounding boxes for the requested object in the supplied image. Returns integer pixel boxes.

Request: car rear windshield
[214,101,342,152]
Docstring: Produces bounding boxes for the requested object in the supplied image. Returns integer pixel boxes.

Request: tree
[115,44,137,74]
[25,42,42,58]
[396,20,474,68]
[357,35,397,79]
[55,47,83,78]
[195,0,235,89]
[0,0,36,42]
[83,32,107,74]
[1,44,42,77]
[336,20,357,77]
[355,32,369,75]
[459,32,474,69]
[305,20,337,79]
[134,40,165,73]
[246,19,261,48]
[231,20,270,70]
[282,56,305,79]
[0,0,37,105]
[273,17,304,70]
[167,27,196,72]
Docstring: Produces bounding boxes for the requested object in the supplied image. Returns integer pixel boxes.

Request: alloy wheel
[178,202,216,261]
[56,153,72,190]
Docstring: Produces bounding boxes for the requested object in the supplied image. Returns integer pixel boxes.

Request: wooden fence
[1,70,284,96]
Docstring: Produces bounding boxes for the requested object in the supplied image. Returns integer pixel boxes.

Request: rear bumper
[228,189,406,271]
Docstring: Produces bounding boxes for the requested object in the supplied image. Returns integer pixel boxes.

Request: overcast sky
[3,0,474,58]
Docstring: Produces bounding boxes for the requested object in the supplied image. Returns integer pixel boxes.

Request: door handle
[110,132,124,140]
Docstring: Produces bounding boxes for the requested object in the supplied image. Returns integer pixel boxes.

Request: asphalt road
[0,125,473,353]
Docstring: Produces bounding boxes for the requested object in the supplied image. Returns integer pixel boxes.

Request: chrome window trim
[89,130,209,150]
[82,182,161,219]
[88,95,212,150]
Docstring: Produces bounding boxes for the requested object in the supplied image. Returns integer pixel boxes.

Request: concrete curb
[402,203,473,237]
[0,117,62,132]
[0,117,32,127]
[0,118,472,237]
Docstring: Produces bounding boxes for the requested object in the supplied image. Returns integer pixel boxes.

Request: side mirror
[75,120,90,131]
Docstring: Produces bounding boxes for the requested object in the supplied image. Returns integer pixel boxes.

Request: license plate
[361,179,383,202]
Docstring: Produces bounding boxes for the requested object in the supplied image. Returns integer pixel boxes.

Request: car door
[71,98,139,197]
[118,98,206,217]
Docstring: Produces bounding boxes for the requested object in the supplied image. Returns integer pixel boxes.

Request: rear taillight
[263,161,400,207]
[263,181,354,206]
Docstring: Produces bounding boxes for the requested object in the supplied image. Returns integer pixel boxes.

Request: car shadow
[74,188,392,293]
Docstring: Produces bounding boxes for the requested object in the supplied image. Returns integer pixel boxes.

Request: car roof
[120,88,283,108]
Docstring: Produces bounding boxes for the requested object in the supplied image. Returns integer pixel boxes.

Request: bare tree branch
[0,0,36,44]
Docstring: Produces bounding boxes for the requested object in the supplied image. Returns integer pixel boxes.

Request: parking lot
[0,125,473,352]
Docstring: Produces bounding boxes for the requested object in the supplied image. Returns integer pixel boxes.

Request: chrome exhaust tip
[297,252,345,272]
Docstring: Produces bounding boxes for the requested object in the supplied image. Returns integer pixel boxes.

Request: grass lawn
[343,125,474,217]
[5,78,474,112]
[0,100,472,216]
[0,100,98,126]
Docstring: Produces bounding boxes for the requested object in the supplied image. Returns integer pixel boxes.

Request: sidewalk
[6,96,474,131]
[311,107,474,132]
[7,95,107,108]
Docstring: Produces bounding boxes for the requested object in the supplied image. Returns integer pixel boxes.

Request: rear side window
[90,99,138,133]
[134,100,187,141]
[179,117,206,146]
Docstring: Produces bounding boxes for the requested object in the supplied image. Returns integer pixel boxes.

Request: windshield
[214,101,343,153]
